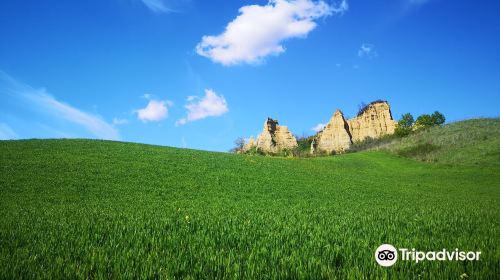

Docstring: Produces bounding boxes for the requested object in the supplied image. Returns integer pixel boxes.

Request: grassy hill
[0,120,499,278]
[385,118,500,166]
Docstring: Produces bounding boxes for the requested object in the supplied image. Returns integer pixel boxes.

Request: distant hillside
[355,118,500,166]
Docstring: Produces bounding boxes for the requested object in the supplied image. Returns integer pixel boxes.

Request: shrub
[415,111,446,129]
[395,113,414,137]
[278,149,294,157]
[397,143,440,158]
[243,146,266,156]
[347,134,398,153]
[415,114,434,128]
[431,111,446,125]
[293,135,316,157]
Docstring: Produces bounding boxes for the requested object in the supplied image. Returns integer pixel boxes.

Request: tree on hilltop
[395,113,414,137]
[415,111,446,129]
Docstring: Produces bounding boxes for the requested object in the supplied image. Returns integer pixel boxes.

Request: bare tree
[230,137,246,153]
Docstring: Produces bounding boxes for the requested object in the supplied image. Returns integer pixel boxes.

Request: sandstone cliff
[242,101,396,155]
[316,110,352,153]
[314,101,396,154]
[347,101,396,143]
[245,118,298,153]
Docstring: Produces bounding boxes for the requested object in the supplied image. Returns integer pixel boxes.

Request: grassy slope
[383,118,500,166]
[0,138,499,279]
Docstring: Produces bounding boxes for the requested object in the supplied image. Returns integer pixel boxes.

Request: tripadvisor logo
[375,244,398,267]
[375,244,481,267]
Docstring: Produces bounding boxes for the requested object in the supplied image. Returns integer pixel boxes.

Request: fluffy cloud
[358,43,377,59]
[196,0,348,65]
[176,89,228,125]
[311,123,326,132]
[136,100,172,123]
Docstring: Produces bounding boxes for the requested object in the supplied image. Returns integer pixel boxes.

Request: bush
[395,113,414,137]
[243,146,266,156]
[293,135,316,157]
[278,149,294,157]
[431,111,446,125]
[415,114,434,128]
[347,134,398,153]
[397,143,440,158]
[415,111,446,129]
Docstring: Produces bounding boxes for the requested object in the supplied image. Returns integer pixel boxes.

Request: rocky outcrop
[316,110,352,153]
[242,101,396,155]
[244,118,298,153]
[347,101,396,143]
[313,101,396,154]
[273,126,298,151]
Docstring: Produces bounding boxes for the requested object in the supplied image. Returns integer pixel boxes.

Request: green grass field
[0,119,499,279]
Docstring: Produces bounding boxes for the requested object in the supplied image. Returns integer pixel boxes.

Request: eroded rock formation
[244,118,298,153]
[316,110,352,153]
[347,101,396,143]
[242,101,396,155]
[314,101,396,154]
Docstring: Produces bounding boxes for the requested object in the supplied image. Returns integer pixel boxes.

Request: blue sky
[1,0,499,151]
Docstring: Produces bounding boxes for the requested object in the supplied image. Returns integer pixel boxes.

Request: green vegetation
[387,118,500,166]
[395,113,415,137]
[395,111,445,138]
[350,118,500,167]
[293,135,316,157]
[0,121,499,278]
[415,111,446,129]
[396,143,441,158]
[347,134,399,154]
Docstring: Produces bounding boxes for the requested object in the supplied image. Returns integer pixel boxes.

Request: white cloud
[331,0,349,14]
[0,123,18,140]
[28,92,119,140]
[176,89,229,125]
[196,0,347,66]
[358,43,377,59]
[1,71,119,140]
[141,0,170,13]
[311,123,326,132]
[136,100,172,123]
